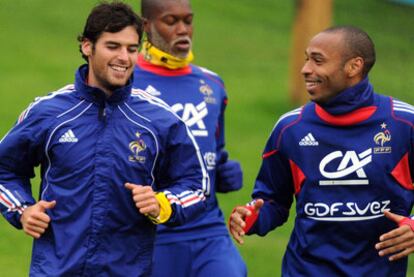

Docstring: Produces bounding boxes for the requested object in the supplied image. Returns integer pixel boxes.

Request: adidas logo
[59,129,78,143]
[145,85,161,96]
[299,133,319,146]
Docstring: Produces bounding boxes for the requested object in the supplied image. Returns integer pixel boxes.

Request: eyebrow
[104,41,140,47]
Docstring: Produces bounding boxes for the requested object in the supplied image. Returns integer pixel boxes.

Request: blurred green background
[0,0,414,276]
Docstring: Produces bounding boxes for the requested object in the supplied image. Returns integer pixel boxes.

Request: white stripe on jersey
[164,189,206,208]
[124,103,151,122]
[42,103,93,200]
[19,85,76,123]
[394,107,414,115]
[58,100,86,118]
[131,88,171,110]
[0,185,25,214]
[393,100,414,111]
[0,184,22,207]
[199,66,219,77]
[272,107,302,132]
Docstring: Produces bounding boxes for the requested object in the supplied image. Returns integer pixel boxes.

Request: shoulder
[391,97,414,127]
[263,106,303,147]
[271,106,304,134]
[17,84,77,124]
[192,65,225,86]
[129,88,184,126]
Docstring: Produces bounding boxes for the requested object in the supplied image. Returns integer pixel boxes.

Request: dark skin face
[301,31,364,104]
[143,0,193,58]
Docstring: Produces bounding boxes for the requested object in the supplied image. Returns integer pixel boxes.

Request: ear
[81,39,93,58]
[142,18,151,35]
[346,57,364,78]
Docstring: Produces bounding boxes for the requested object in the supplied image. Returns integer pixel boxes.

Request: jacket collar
[315,78,377,125]
[318,77,374,115]
[74,64,132,105]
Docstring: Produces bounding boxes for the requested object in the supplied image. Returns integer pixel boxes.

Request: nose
[117,47,129,61]
[176,21,190,35]
[301,60,312,76]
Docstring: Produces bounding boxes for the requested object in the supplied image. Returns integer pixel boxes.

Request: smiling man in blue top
[0,2,207,276]
[229,26,414,276]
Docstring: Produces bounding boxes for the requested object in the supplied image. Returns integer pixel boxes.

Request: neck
[141,41,194,69]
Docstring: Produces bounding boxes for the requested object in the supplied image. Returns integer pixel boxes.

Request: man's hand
[125,183,160,218]
[375,210,414,261]
[228,199,264,245]
[20,200,56,239]
[216,151,243,193]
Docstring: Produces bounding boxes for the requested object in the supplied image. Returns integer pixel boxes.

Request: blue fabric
[152,236,247,277]
[320,77,374,115]
[0,64,207,276]
[216,150,243,193]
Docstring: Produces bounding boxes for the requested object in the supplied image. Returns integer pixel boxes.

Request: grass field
[0,0,414,276]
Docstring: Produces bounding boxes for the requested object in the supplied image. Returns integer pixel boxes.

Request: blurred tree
[289,0,332,105]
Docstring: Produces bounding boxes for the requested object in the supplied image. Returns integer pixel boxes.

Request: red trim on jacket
[391,153,414,190]
[289,159,306,195]
[315,104,377,126]
[262,149,278,159]
[136,55,192,76]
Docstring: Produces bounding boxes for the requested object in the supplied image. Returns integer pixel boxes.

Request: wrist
[398,217,414,232]
[147,192,172,224]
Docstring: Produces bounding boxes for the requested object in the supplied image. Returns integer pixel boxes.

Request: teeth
[111,65,127,72]
[306,81,320,86]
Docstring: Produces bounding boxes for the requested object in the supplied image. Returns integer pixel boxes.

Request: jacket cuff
[148,192,172,224]
[3,210,24,229]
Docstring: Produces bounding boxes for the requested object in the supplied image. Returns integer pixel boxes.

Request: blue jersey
[0,65,207,276]
[249,79,414,276]
[133,55,229,243]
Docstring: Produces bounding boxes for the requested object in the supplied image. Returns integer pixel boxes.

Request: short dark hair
[141,0,190,19]
[78,1,143,62]
[141,0,162,19]
[323,25,376,77]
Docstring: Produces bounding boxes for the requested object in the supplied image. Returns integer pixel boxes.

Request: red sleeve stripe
[262,149,278,159]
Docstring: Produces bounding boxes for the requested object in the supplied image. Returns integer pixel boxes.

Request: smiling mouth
[305,79,322,89]
[110,65,128,72]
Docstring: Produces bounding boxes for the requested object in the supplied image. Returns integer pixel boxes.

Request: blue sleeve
[248,129,294,236]
[216,93,227,155]
[156,120,208,226]
[0,106,47,229]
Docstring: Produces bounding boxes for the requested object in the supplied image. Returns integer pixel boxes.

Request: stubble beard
[149,24,191,59]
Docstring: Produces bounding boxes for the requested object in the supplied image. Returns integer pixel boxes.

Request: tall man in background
[0,2,207,276]
[229,26,414,276]
[133,0,246,276]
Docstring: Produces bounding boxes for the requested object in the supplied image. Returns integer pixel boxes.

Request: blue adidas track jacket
[249,79,414,276]
[0,65,208,276]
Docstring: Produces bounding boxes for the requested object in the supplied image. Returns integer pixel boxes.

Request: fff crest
[129,131,147,163]
[373,123,392,154]
[199,79,216,104]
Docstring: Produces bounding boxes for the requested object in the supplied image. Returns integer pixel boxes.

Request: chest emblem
[373,122,392,154]
[199,79,216,104]
[129,132,147,163]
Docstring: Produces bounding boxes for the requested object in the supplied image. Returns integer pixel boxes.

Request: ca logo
[171,102,209,137]
[319,149,372,185]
